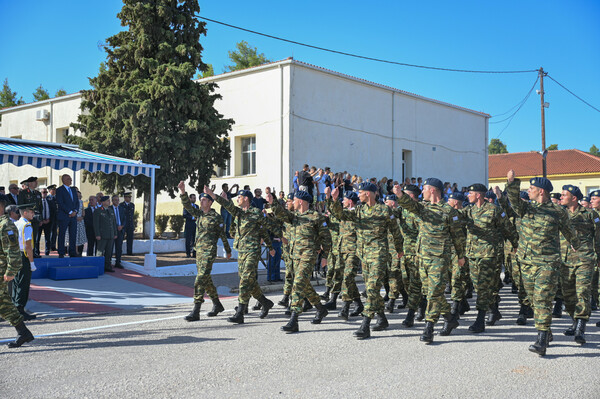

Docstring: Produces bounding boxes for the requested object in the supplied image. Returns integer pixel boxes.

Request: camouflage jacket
[215,195,273,254]
[497,194,522,236]
[462,201,518,259]
[328,199,358,254]
[282,220,292,260]
[394,207,420,256]
[330,199,403,260]
[506,178,580,262]
[327,212,341,255]
[0,214,23,277]
[559,205,600,265]
[270,201,331,261]
[181,194,231,256]
[397,196,466,259]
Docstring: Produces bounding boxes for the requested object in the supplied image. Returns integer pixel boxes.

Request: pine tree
[33,85,50,101]
[71,0,232,237]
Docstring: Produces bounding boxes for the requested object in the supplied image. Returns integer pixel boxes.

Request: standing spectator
[94,196,117,272]
[111,195,126,269]
[220,183,238,239]
[84,196,97,256]
[183,193,198,258]
[0,186,5,195]
[298,164,314,197]
[314,168,327,212]
[7,183,19,205]
[38,186,55,256]
[292,171,300,193]
[8,204,36,320]
[18,177,42,258]
[95,192,104,207]
[47,184,58,252]
[251,188,267,210]
[74,188,87,255]
[278,191,286,207]
[264,210,283,282]
[120,192,135,255]
[417,177,423,190]
[56,174,79,258]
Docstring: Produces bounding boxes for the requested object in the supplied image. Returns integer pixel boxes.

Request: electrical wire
[490,76,539,124]
[546,75,600,113]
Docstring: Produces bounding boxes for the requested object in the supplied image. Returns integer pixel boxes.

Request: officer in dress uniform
[120,192,135,255]
[94,196,117,272]
[17,177,42,258]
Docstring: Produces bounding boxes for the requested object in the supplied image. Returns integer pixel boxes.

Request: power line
[197,16,538,74]
[546,74,600,113]
[490,76,539,123]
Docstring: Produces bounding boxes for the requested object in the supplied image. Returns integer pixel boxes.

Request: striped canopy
[0,138,159,176]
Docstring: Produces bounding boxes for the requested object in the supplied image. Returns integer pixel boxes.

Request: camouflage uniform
[215,196,272,305]
[0,214,24,326]
[330,200,403,318]
[387,221,406,300]
[450,209,469,302]
[397,196,465,323]
[270,201,331,314]
[282,219,294,296]
[506,179,580,331]
[396,207,422,310]
[325,213,343,293]
[463,201,518,311]
[18,187,42,255]
[181,193,231,304]
[559,206,600,320]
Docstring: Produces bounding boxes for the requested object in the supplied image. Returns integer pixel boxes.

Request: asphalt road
[1,287,599,398]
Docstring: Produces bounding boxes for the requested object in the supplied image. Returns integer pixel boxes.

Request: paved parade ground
[1,273,599,398]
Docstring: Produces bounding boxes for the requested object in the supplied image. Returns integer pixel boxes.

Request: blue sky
[1,0,599,153]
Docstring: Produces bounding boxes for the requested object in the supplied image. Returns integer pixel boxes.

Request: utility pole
[539,67,548,178]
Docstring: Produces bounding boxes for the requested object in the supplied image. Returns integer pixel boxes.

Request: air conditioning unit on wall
[35,109,50,121]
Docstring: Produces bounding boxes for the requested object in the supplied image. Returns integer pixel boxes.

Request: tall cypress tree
[71,0,232,235]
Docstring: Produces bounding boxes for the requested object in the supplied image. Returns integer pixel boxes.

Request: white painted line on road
[0,309,235,343]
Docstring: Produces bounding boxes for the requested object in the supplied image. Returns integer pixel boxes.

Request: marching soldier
[383,194,408,312]
[446,192,471,318]
[505,170,580,356]
[94,196,117,272]
[321,205,341,308]
[179,182,232,321]
[277,193,295,309]
[589,190,600,327]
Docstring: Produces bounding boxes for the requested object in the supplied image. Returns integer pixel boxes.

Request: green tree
[33,85,50,102]
[0,78,24,109]
[589,145,600,157]
[196,63,214,79]
[70,0,232,237]
[546,144,558,151]
[55,89,67,97]
[488,138,508,154]
[225,40,271,72]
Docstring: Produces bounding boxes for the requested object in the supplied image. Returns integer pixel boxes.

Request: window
[241,136,256,175]
[216,159,230,177]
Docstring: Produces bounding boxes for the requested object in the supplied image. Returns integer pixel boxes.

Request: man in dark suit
[56,174,78,258]
[37,187,56,256]
[119,192,135,255]
[183,193,198,258]
[84,196,98,256]
[7,184,19,205]
[110,195,126,268]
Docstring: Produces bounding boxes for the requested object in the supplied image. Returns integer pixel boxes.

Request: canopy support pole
[144,168,157,275]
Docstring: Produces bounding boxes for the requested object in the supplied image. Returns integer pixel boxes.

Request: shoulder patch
[595,217,600,224]
[501,212,506,218]
[323,222,328,227]
[452,216,458,221]
[390,215,395,219]
[7,230,13,235]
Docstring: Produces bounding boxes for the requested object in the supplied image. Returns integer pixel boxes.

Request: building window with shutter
[241,136,256,175]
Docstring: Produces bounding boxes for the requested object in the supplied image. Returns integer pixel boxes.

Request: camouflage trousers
[290,258,322,314]
[0,279,23,326]
[521,260,561,331]
[469,257,497,311]
[451,256,469,302]
[419,255,451,323]
[560,262,593,320]
[512,254,530,306]
[326,251,344,293]
[361,253,389,318]
[237,251,264,305]
[404,255,422,310]
[593,268,600,305]
[491,253,503,302]
[339,252,360,302]
[193,254,219,304]
[282,251,294,296]
[386,254,405,300]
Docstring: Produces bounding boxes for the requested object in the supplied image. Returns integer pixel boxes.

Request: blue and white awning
[0,138,159,176]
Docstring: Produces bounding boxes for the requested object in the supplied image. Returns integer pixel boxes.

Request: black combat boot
[278,294,289,307]
[552,299,563,318]
[372,311,389,331]
[402,308,416,327]
[398,289,408,309]
[564,318,577,336]
[324,292,339,310]
[596,320,600,327]
[252,301,262,311]
[516,304,529,326]
[361,290,368,298]
[511,282,519,294]
[353,316,371,340]
[258,295,274,319]
[415,297,427,321]
[420,321,434,344]
[574,319,587,345]
[285,305,292,316]
[338,301,351,320]
[234,304,249,314]
[228,303,246,324]
[17,306,36,321]
[207,299,225,317]
[7,322,34,348]
[486,302,502,326]
[458,298,470,315]
[444,282,451,295]
[349,298,364,317]
[320,286,331,301]
[440,302,460,336]
[469,309,486,333]
[383,283,390,302]
[281,312,299,333]
[311,303,328,324]
[385,298,396,313]
[528,330,549,356]
[526,305,534,318]
[184,303,201,321]
[466,282,473,299]
[302,298,313,312]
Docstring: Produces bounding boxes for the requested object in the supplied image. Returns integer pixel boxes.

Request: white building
[0,58,489,213]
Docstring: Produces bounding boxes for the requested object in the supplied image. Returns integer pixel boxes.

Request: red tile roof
[489,149,600,179]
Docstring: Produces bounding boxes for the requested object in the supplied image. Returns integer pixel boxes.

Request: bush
[169,214,185,239]
[155,214,169,236]
[133,210,140,232]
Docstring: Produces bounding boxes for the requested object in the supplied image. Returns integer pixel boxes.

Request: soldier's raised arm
[267,193,294,224]
[505,170,528,218]
[179,183,202,218]
[215,213,232,255]
[211,185,242,218]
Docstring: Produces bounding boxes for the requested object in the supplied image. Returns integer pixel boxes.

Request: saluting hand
[324,186,331,199]
[4,274,14,282]
[393,184,404,197]
[494,186,502,199]
[266,193,273,204]
[331,187,339,201]
[204,185,215,199]
[178,181,186,194]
